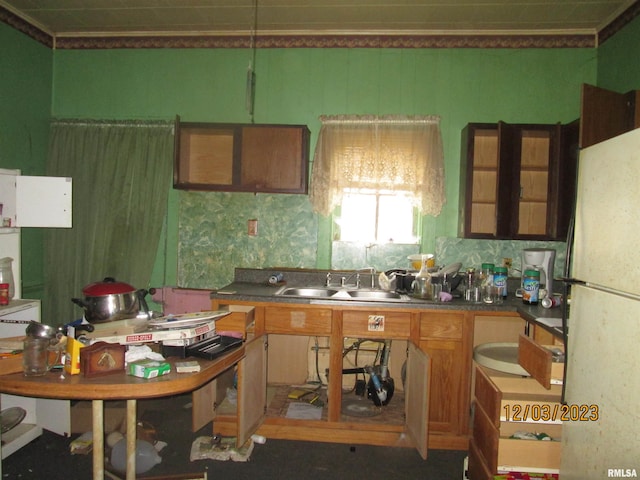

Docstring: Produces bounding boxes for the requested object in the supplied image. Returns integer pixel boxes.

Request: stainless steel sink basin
[347,290,401,300]
[278,287,340,298]
[276,286,406,302]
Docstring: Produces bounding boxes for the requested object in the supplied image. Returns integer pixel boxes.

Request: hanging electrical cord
[246,0,258,121]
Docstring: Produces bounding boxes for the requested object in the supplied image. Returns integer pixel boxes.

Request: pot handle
[71,297,88,309]
[137,289,151,319]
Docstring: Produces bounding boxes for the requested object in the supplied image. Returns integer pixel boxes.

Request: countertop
[210,268,564,338]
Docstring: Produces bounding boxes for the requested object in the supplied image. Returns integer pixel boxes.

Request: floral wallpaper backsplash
[178,191,566,288]
[331,237,566,278]
[434,237,567,279]
[178,191,318,289]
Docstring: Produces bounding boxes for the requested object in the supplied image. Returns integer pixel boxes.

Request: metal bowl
[25,321,57,339]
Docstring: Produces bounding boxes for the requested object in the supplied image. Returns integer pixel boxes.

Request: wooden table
[0,346,244,480]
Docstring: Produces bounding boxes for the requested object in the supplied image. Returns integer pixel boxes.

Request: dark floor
[1,393,467,479]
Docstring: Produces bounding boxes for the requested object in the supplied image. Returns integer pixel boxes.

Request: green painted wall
[597,16,640,92]
[50,47,596,288]
[0,23,52,298]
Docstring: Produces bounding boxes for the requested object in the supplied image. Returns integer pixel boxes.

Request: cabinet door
[241,126,308,193]
[419,312,471,437]
[580,83,638,149]
[405,342,430,460]
[513,125,556,237]
[0,170,72,229]
[237,335,267,446]
[460,122,517,238]
[460,123,499,237]
[460,122,576,240]
[419,338,466,434]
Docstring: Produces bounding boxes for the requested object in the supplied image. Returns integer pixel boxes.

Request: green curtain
[44,119,174,324]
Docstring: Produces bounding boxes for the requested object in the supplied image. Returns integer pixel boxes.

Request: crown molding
[4,3,638,50]
[599,0,640,44]
[1,5,52,47]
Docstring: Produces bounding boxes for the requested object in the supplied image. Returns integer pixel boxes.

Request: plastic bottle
[412,254,433,299]
[110,438,162,474]
[522,269,540,305]
[480,263,494,287]
[493,266,508,298]
[0,283,9,306]
[0,257,15,300]
[480,263,495,304]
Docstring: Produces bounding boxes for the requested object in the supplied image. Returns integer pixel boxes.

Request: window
[336,189,419,243]
[309,114,445,221]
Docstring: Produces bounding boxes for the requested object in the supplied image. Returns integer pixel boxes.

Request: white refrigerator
[561,128,640,478]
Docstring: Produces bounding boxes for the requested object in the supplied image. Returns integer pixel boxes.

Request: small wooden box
[80,341,126,377]
[0,336,25,375]
[0,353,23,375]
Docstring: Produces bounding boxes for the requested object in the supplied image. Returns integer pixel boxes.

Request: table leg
[126,399,137,480]
[92,399,104,480]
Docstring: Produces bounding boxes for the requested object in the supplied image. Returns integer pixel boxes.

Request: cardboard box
[70,401,131,434]
[128,359,171,379]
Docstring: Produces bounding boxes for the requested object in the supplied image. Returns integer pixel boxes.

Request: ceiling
[0,0,637,39]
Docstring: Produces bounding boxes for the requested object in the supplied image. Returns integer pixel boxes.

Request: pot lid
[82,277,136,296]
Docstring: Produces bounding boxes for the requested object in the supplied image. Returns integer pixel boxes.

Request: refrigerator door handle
[560,279,570,404]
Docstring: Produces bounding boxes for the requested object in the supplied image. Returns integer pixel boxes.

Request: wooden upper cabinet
[459,121,578,241]
[174,118,310,193]
[580,83,640,148]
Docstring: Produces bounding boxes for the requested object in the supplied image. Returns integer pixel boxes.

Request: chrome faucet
[337,267,376,289]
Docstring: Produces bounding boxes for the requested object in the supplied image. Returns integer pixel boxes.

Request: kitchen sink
[347,290,402,300]
[276,286,406,302]
[278,287,340,298]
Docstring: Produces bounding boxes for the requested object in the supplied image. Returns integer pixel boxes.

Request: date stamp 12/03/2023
[503,403,599,422]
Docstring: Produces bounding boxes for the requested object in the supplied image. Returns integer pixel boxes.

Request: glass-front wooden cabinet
[459,121,578,240]
[174,119,310,194]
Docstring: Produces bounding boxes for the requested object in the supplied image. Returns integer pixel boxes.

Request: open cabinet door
[237,334,267,446]
[405,342,430,459]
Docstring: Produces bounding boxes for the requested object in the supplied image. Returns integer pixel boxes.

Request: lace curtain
[309,114,445,217]
[43,119,174,323]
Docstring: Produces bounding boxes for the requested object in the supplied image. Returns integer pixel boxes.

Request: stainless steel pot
[71,277,149,323]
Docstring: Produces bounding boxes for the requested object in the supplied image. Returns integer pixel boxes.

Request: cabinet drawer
[497,422,562,471]
[420,312,464,339]
[474,366,502,427]
[468,438,493,480]
[473,365,563,475]
[472,399,500,473]
[264,307,332,334]
[216,305,255,337]
[342,311,410,338]
[473,424,562,475]
[518,334,564,389]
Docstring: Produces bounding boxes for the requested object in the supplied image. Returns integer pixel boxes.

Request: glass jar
[493,266,508,298]
[522,269,540,305]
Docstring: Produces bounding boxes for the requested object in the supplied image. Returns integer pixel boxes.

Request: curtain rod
[51,119,174,128]
[319,115,440,125]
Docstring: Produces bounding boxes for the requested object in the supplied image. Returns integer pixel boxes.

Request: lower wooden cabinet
[468,365,562,479]
[418,311,473,449]
[210,302,467,457]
